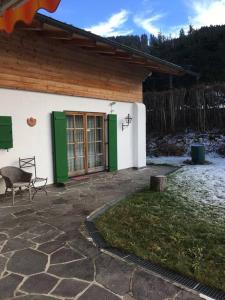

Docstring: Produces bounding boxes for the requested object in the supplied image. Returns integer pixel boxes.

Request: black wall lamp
[122,114,132,131]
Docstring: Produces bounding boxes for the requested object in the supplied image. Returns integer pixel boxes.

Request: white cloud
[133,13,164,36]
[167,0,225,37]
[85,1,225,39]
[164,24,189,38]
[189,0,225,28]
[85,10,132,37]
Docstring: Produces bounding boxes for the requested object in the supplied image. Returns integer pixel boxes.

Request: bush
[156,143,186,156]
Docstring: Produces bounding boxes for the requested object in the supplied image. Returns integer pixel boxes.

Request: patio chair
[0,166,32,205]
[19,156,48,199]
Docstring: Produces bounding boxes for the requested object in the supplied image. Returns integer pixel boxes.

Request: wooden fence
[144,84,225,133]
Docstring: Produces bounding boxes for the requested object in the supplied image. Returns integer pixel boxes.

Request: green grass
[95,182,225,291]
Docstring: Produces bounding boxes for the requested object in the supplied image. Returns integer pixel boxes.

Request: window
[0,116,13,149]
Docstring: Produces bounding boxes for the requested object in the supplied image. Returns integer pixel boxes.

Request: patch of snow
[148,154,225,209]
[147,131,225,156]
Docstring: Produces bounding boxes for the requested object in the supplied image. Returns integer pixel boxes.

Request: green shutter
[0,116,13,149]
[108,114,118,172]
[51,112,68,184]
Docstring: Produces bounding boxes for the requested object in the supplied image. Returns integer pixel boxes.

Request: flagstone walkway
[0,166,201,300]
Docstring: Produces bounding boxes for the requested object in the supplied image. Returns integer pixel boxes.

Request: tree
[179,28,185,38]
[188,25,194,35]
[140,34,148,51]
[157,32,166,44]
[109,23,225,87]
[149,34,158,47]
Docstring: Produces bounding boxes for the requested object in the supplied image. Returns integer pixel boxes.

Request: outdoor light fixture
[122,114,132,131]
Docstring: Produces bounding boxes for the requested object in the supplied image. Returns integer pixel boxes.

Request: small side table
[32,177,48,199]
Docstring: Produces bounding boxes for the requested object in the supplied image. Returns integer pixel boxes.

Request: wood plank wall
[0,30,149,102]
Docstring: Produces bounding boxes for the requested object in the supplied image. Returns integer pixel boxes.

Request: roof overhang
[2,11,199,77]
[0,0,61,33]
[35,14,199,77]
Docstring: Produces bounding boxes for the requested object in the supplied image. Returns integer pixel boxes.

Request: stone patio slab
[20,273,58,294]
[32,229,62,244]
[1,238,34,253]
[28,224,55,235]
[18,232,38,240]
[95,253,134,295]
[51,279,89,298]
[7,248,48,275]
[50,247,82,264]
[37,240,65,254]
[132,269,180,300]
[48,258,94,281]
[78,284,121,300]
[7,226,31,239]
[68,233,100,259]
[56,228,84,242]
[0,273,23,300]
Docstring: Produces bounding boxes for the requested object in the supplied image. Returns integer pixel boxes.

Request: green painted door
[108,114,118,172]
[51,112,68,184]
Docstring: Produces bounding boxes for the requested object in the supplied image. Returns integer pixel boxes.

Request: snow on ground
[147,154,225,209]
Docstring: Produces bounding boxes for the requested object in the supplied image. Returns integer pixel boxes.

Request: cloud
[85,1,225,38]
[85,10,132,37]
[163,24,189,38]
[189,0,225,28]
[167,0,225,37]
[133,13,164,36]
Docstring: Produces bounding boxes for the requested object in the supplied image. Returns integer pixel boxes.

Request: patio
[0,166,201,300]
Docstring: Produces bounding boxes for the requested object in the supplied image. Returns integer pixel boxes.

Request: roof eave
[32,13,198,77]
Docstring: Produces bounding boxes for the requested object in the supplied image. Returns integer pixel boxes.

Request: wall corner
[133,103,146,169]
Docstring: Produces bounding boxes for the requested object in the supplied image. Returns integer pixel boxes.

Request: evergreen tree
[109,23,225,87]
[179,28,185,38]
[149,34,158,47]
[140,34,149,51]
[157,32,166,44]
[188,25,194,35]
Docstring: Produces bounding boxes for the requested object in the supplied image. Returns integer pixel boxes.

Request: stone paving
[0,166,202,300]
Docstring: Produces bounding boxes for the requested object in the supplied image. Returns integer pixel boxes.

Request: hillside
[110,25,225,88]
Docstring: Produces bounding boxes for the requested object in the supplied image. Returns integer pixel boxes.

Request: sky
[42,0,225,37]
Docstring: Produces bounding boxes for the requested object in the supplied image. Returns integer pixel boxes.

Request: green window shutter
[51,112,68,184]
[0,116,13,149]
[108,114,118,172]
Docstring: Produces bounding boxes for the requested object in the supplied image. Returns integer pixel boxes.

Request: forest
[110,25,225,133]
[110,24,225,88]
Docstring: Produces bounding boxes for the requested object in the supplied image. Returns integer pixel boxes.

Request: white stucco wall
[133,103,147,168]
[0,88,146,193]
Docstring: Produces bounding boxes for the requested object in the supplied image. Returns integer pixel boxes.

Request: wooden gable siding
[0,30,149,102]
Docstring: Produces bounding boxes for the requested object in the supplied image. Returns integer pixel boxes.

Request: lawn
[95,170,225,291]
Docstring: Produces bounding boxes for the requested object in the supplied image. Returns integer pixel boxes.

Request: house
[0,13,187,193]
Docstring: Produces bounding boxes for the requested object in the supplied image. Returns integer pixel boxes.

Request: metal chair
[19,156,48,199]
[0,166,32,205]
